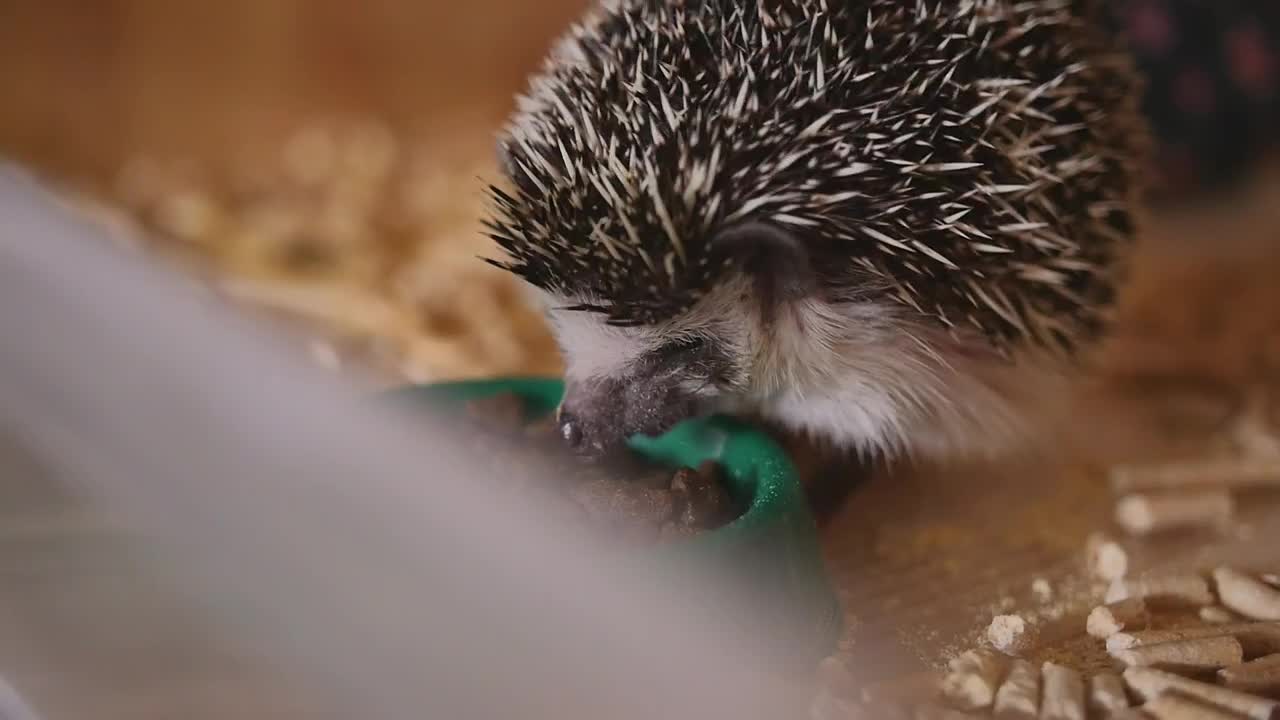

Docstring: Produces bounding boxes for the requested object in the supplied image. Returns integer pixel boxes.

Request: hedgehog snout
[557,379,629,458]
[556,407,589,453]
[558,375,699,460]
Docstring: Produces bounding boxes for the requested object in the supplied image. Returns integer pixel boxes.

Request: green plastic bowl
[382,377,842,666]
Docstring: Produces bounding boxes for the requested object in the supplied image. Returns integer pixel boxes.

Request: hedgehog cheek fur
[753,302,1071,463]
[710,278,1064,462]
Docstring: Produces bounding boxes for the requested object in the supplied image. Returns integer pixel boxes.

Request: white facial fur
[539,279,1068,462]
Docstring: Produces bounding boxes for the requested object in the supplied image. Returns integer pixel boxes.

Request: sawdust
[817,239,1280,716]
[872,524,980,580]
[62,118,561,387]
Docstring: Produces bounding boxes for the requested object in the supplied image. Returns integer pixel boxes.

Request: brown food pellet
[1088,672,1131,715]
[1215,568,1280,622]
[1143,691,1256,720]
[1219,654,1280,698]
[1105,573,1216,609]
[991,658,1039,719]
[1112,636,1244,674]
[1089,598,1152,639]
[1108,622,1280,659]
[1041,662,1087,720]
[672,461,736,528]
[938,649,1010,711]
[1123,667,1280,720]
[1114,490,1235,536]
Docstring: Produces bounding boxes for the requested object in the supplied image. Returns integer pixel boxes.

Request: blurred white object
[0,675,39,720]
[0,164,804,719]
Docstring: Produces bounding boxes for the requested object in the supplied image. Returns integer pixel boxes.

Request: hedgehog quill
[485,0,1148,460]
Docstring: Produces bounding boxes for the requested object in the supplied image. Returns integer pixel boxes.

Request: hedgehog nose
[558,410,585,450]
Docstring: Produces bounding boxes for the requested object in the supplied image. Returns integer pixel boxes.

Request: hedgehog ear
[710,220,815,304]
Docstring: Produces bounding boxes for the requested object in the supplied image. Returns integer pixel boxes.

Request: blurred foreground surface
[0,170,806,720]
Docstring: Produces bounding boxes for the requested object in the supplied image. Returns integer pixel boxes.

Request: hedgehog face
[544,222,824,458]
[546,299,741,457]
[543,266,1051,462]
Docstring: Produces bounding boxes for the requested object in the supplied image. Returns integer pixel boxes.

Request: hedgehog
[484,0,1149,461]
